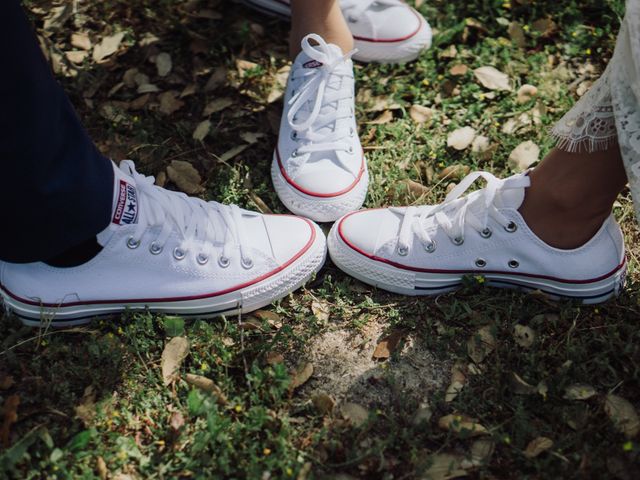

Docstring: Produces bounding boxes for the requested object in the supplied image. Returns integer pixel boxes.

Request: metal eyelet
[290,131,298,141]
[504,222,518,233]
[218,255,230,268]
[127,237,140,249]
[508,260,520,269]
[480,228,492,239]
[397,245,409,256]
[196,253,209,265]
[475,258,487,268]
[149,242,163,255]
[348,146,354,154]
[349,127,355,137]
[425,241,436,253]
[173,247,186,261]
[291,149,298,158]
[241,257,254,269]
[452,237,464,246]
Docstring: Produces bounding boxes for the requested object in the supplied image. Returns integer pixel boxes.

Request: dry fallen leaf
[185,373,227,404]
[447,127,476,150]
[340,402,369,427]
[1,394,19,448]
[468,438,495,467]
[474,66,511,91]
[155,52,172,77]
[508,140,540,172]
[510,372,537,395]
[471,135,490,153]
[564,384,597,401]
[312,393,335,415]
[290,362,314,390]
[169,411,185,433]
[203,98,233,116]
[445,362,467,403]
[438,164,471,181]
[524,436,554,458]
[71,32,92,51]
[167,160,203,195]
[161,336,190,386]
[438,414,489,437]
[74,385,97,427]
[605,394,640,438]
[423,453,467,480]
[158,91,184,115]
[311,300,330,322]
[513,324,536,348]
[372,330,405,360]
[205,67,228,92]
[449,64,468,76]
[65,50,88,64]
[93,32,125,63]
[192,119,211,141]
[517,84,538,104]
[96,456,108,480]
[369,110,393,125]
[508,22,526,48]
[467,325,496,364]
[409,105,434,124]
[405,179,429,198]
[265,351,285,365]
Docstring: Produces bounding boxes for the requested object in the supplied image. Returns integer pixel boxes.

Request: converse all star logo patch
[303,59,323,69]
[112,180,139,225]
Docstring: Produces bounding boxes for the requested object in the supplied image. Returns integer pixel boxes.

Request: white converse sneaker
[243,0,432,64]
[328,172,627,304]
[272,34,368,223]
[0,161,327,327]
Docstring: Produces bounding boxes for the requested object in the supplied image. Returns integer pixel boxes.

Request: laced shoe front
[328,171,627,304]
[0,161,327,326]
[272,34,368,222]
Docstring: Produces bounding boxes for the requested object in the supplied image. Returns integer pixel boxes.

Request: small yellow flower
[286,468,294,476]
[235,405,243,413]
[504,435,512,444]
[117,327,124,335]
[437,74,444,81]
[502,2,511,8]
[422,79,430,87]
[475,276,485,284]
[117,450,127,461]
[623,441,633,451]
[571,31,578,37]
[585,48,592,55]
[263,448,272,456]
[438,161,445,168]
[200,362,209,371]
[523,25,530,32]
[479,93,485,100]
[494,121,500,127]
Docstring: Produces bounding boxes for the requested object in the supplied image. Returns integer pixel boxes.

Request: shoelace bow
[341,0,404,19]
[121,161,253,267]
[287,34,357,163]
[394,172,531,254]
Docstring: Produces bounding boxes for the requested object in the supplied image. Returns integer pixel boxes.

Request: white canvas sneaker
[328,172,627,304]
[242,0,431,64]
[0,161,327,327]
[272,34,368,223]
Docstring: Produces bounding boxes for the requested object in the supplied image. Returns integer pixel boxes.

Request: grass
[1,0,639,478]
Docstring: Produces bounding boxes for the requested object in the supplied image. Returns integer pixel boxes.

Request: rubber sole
[271,153,369,223]
[328,223,627,305]
[1,224,327,327]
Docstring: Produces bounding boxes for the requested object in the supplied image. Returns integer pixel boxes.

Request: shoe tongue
[110,162,140,226]
[494,186,526,209]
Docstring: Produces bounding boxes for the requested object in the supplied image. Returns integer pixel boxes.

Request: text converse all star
[328,171,627,304]
[0,161,327,327]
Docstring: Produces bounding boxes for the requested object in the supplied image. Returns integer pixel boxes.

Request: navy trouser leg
[0,0,114,263]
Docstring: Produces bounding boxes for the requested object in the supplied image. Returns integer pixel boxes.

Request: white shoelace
[341,0,404,19]
[121,161,253,268]
[395,172,531,254]
[287,34,356,161]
